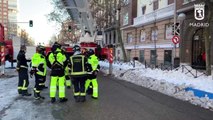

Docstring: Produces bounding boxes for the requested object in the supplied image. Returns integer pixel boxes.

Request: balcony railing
[133,3,174,27]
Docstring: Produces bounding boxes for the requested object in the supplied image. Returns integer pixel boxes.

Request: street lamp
[177,13,186,22]
[177,13,186,65]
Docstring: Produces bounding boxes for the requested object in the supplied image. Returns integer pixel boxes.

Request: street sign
[172,35,180,44]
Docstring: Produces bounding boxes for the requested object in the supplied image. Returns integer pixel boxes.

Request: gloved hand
[92,70,98,76]
[29,67,37,78]
[16,67,20,72]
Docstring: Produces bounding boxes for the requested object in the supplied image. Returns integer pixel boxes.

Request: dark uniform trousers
[18,68,29,93]
[72,76,87,96]
[35,74,44,91]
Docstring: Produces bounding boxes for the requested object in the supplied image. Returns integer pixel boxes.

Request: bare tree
[46,0,79,44]
[90,0,127,61]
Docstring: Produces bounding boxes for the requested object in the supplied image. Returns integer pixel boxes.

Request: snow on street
[100,61,213,110]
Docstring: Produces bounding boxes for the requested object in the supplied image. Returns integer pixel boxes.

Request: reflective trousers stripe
[74,92,80,96]
[18,87,22,90]
[34,88,40,93]
[22,80,27,90]
[80,93,86,96]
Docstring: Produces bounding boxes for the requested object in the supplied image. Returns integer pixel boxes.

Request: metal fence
[102,60,208,78]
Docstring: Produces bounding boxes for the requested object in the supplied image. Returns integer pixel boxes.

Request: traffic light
[29,20,33,27]
[68,25,72,32]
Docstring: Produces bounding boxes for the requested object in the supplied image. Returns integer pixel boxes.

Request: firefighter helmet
[73,45,80,52]
[88,49,95,56]
[36,45,45,53]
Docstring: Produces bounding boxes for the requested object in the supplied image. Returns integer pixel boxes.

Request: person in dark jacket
[69,45,90,102]
[16,45,31,96]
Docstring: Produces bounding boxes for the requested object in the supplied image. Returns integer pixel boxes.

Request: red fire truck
[45,42,108,60]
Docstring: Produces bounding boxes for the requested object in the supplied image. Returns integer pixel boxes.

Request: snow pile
[100,61,213,110]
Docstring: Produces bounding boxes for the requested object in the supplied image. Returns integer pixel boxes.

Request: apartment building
[0,0,8,39]
[124,0,176,64]
[120,0,137,61]
[177,0,213,67]
[8,0,18,38]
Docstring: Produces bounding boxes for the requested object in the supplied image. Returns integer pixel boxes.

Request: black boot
[74,96,80,102]
[34,91,45,100]
[22,90,31,96]
[79,96,86,102]
[59,98,68,103]
[18,89,22,94]
[34,90,39,99]
[51,97,56,103]
[38,93,45,99]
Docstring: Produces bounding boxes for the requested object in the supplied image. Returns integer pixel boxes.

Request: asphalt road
[51,73,213,120]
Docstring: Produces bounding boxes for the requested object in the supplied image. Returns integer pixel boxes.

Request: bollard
[1,46,5,75]
[108,48,113,75]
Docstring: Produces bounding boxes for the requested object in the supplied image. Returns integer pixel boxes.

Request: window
[151,28,158,41]
[164,50,172,65]
[165,24,173,40]
[153,1,158,11]
[123,13,128,25]
[140,30,146,42]
[127,33,133,43]
[141,6,146,15]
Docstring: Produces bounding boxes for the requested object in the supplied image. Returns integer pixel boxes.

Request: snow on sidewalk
[100,61,213,110]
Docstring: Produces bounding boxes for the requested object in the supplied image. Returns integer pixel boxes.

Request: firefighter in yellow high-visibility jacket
[85,49,100,99]
[30,45,46,99]
[48,42,68,103]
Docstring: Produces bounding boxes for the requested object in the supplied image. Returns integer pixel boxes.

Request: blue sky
[18,0,57,45]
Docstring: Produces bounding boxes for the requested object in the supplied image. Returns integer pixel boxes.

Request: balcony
[133,3,174,27]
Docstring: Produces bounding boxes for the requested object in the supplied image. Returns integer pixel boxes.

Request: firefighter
[85,49,100,99]
[61,47,72,89]
[16,45,31,96]
[39,46,48,89]
[48,42,68,103]
[30,45,46,99]
[69,45,89,102]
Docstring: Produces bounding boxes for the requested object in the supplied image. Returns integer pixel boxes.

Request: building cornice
[177,5,194,13]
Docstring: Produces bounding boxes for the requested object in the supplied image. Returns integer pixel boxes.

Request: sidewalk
[100,61,213,110]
